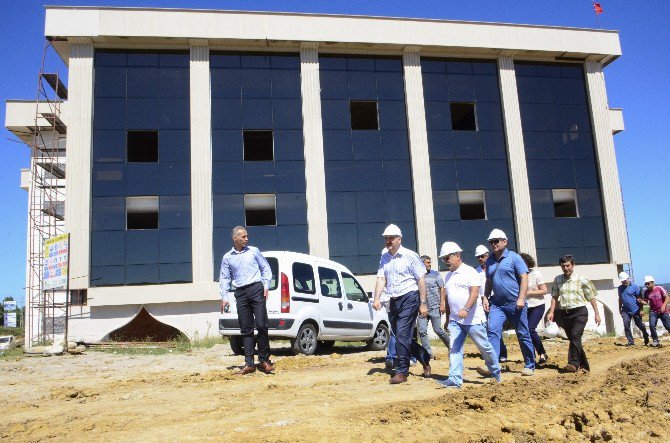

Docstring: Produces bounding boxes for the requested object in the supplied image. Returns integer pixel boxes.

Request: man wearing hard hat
[642,275,670,347]
[475,244,508,363]
[617,272,649,346]
[373,224,432,384]
[436,242,501,388]
[483,229,536,376]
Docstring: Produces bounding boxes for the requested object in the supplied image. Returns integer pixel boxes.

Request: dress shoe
[564,364,578,373]
[389,373,408,384]
[257,361,275,374]
[236,365,256,375]
[422,362,431,378]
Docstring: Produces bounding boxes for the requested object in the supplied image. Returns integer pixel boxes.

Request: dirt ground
[2,335,669,442]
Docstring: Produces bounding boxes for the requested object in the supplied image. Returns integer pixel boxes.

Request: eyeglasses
[488,238,504,245]
[477,254,487,259]
[645,282,653,285]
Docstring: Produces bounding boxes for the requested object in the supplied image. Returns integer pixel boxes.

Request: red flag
[594,3,603,14]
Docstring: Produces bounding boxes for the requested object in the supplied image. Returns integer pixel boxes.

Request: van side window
[342,272,368,302]
[292,262,316,294]
[318,267,342,298]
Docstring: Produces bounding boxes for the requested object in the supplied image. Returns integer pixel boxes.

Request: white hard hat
[488,229,507,241]
[439,241,462,258]
[382,224,402,237]
[618,272,629,281]
[644,275,655,283]
[475,245,489,257]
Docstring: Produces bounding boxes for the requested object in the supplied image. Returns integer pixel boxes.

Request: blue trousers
[621,310,649,345]
[527,305,547,356]
[447,321,500,386]
[389,291,431,375]
[649,311,670,342]
[488,303,535,369]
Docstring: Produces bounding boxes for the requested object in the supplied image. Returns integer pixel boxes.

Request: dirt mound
[1,337,668,441]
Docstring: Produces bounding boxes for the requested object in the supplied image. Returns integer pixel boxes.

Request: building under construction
[5,6,631,343]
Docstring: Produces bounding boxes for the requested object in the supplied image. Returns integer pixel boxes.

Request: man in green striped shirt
[546,255,601,373]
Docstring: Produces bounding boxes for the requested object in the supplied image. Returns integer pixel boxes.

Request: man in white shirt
[437,242,501,388]
[373,224,431,384]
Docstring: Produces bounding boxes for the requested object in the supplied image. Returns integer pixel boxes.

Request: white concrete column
[65,38,94,289]
[584,60,630,264]
[403,46,437,260]
[498,55,537,256]
[300,43,329,258]
[189,40,214,282]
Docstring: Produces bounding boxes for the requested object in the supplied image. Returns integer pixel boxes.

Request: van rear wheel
[229,336,244,355]
[291,323,318,355]
[367,323,389,351]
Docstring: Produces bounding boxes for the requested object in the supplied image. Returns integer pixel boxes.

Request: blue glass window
[91,50,192,286]
[516,62,608,265]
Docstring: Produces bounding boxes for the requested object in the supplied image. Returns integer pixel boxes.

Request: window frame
[349,100,379,131]
[552,188,579,218]
[244,193,277,227]
[243,130,274,161]
[458,190,487,220]
[292,262,316,295]
[342,272,368,303]
[450,102,478,131]
[127,130,159,163]
[126,196,159,230]
[318,266,342,299]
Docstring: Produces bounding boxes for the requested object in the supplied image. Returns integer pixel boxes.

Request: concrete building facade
[6,7,630,342]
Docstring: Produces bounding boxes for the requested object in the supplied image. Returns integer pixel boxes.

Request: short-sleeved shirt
[445,263,485,325]
[377,246,425,298]
[526,268,546,308]
[485,249,529,306]
[644,286,668,314]
[551,271,597,310]
[425,269,444,309]
[618,283,642,314]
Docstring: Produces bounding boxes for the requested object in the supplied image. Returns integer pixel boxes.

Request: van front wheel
[291,323,318,355]
[367,323,389,351]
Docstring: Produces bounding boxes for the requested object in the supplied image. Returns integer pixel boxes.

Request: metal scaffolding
[25,39,69,347]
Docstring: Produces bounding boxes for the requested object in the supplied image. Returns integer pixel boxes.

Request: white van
[219,251,390,355]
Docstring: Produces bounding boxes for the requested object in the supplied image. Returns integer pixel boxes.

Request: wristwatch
[420,300,427,305]
[463,306,471,313]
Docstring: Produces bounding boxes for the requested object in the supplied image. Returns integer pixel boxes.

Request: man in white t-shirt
[436,242,501,388]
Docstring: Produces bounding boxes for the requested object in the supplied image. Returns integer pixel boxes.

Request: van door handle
[347,303,353,310]
[338,302,343,311]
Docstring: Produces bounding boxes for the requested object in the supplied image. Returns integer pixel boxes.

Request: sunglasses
[488,238,504,245]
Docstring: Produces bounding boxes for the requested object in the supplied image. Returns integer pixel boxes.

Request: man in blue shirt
[617,272,649,346]
[220,226,274,375]
[483,229,535,376]
[373,224,431,384]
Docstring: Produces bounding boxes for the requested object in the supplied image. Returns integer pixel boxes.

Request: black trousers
[554,306,589,370]
[235,281,270,366]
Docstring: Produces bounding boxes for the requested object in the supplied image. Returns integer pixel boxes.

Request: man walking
[373,224,431,384]
[417,255,450,356]
[617,272,649,346]
[483,229,535,376]
[437,242,500,388]
[475,244,508,363]
[220,226,274,375]
[643,275,670,347]
[546,255,601,373]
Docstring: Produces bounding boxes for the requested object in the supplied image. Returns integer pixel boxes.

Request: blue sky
[1,1,668,306]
